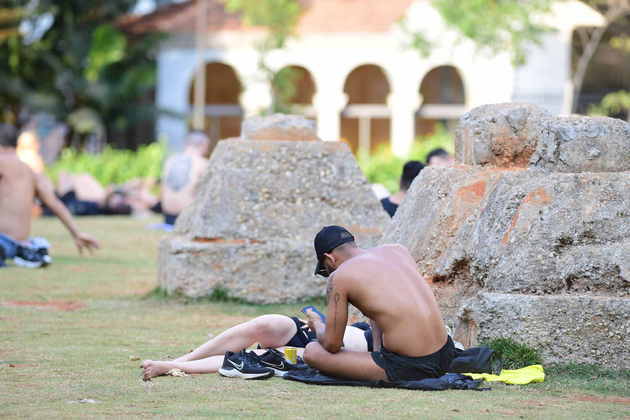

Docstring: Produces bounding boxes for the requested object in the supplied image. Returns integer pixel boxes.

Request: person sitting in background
[380,160,424,217]
[160,131,210,226]
[0,124,99,268]
[426,148,454,167]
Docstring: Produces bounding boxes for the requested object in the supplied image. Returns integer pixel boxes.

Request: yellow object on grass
[465,364,545,385]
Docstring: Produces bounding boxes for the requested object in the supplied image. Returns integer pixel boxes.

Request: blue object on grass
[301,306,326,323]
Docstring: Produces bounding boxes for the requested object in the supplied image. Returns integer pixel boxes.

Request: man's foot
[258,348,306,377]
[142,360,174,381]
[218,350,274,380]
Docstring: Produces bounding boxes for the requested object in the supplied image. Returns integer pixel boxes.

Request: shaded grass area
[1,217,628,419]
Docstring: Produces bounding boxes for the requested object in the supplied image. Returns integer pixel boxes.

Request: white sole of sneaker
[218,368,273,380]
[269,368,288,377]
[13,257,45,268]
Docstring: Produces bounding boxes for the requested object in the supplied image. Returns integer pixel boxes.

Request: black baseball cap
[314,225,355,277]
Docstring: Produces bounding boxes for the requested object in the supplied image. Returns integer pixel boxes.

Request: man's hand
[74,232,100,255]
[305,308,325,337]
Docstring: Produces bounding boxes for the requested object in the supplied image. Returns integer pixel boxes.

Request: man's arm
[369,318,383,352]
[317,274,349,354]
[35,174,100,254]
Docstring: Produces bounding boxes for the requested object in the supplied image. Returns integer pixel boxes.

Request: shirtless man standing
[0,124,99,267]
[160,131,210,226]
[303,226,455,382]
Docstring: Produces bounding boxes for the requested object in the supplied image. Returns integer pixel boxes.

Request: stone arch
[341,64,391,155]
[416,65,466,136]
[188,62,243,145]
[272,65,317,117]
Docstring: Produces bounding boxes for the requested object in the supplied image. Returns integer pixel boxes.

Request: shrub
[358,125,454,193]
[47,142,165,186]
[482,337,543,370]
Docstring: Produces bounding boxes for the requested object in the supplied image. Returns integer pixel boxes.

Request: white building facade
[129,0,603,155]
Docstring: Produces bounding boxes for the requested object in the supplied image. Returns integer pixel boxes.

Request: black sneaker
[13,245,48,268]
[36,247,53,266]
[218,350,274,380]
[258,349,306,377]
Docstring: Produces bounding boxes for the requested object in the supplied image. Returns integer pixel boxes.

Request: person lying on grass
[0,123,100,268]
[303,226,456,382]
[141,312,373,380]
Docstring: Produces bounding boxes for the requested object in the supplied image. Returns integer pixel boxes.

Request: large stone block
[455,293,630,369]
[456,103,630,173]
[385,167,629,322]
[455,103,551,167]
[531,115,630,173]
[160,132,389,303]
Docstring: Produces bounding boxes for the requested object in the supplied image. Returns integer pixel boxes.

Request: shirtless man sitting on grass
[304,226,456,382]
[0,124,99,267]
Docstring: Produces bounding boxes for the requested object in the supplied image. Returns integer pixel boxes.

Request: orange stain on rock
[193,237,263,245]
[523,187,552,205]
[501,208,521,245]
[456,180,487,204]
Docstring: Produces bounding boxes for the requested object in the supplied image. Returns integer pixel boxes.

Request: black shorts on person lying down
[284,317,374,351]
[371,336,457,382]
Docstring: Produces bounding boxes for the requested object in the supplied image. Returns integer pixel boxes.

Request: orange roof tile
[121,0,414,35]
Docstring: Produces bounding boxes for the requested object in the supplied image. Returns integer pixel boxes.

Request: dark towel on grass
[283,368,487,391]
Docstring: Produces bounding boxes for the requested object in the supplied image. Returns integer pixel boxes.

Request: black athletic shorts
[284,318,374,350]
[285,317,317,348]
[371,336,457,382]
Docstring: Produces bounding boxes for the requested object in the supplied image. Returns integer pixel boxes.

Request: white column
[388,89,421,157]
[313,90,347,142]
[156,49,196,153]
[240,78,273,117]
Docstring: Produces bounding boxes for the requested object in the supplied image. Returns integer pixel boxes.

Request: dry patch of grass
[0,216,628,419]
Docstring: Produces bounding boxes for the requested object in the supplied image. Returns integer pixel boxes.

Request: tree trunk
[571,3,630,113]
[571,25,608,113]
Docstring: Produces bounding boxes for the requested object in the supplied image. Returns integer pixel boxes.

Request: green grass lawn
[1,217,628,419]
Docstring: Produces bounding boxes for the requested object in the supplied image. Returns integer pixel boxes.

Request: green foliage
[224,0,302,113]
[430,0,552,65]
[225,0,301,49]
[47,142,165,186]
[482,337,543,370]
[0,0,161,147]
[85,24,127,82]
[358,125,454,193]
[589,90,630,120]
[271,66,299,113]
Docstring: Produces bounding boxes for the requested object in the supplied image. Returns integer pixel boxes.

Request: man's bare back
[334,244,446,357]
[304,226,453,382]
[0,145,99,254]
[0,153,38,241]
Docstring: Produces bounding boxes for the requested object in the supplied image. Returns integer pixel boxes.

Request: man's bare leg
[142,356,224,379]
[303,342,388,382]
[171,315,297,363]
[142,348,308,380]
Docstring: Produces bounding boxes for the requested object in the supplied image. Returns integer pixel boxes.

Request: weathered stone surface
[241,114,319,141]
[456,103,630,173]
[455,293,630,369]
[385,167,629,324]
[455,103,551,167]
[160,135,389,303]
[531,115,630,173]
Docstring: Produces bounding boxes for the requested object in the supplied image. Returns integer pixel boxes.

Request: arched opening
[416,65,466,136]
[272,65,316,116]
[188,62,243,145]
[341,64,391,155]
